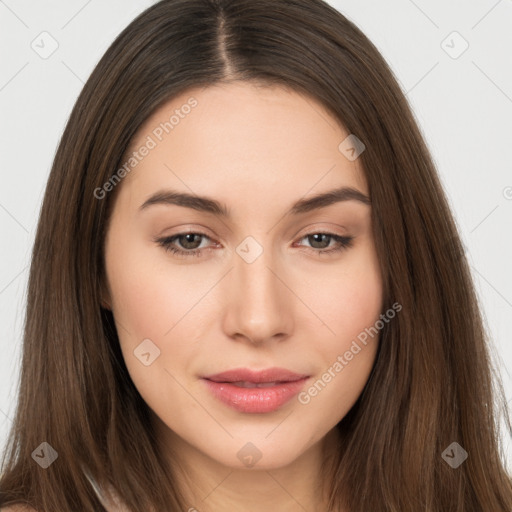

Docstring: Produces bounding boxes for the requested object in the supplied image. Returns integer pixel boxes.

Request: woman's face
[103,82,383,470]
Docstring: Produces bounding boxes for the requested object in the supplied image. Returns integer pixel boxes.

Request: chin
[197,429,321,471]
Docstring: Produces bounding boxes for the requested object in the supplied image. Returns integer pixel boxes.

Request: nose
[221,242,294,345]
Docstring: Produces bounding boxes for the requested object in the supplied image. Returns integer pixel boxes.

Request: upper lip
[202,367,309,384]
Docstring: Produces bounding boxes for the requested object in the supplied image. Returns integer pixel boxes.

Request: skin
[103,82,383,512]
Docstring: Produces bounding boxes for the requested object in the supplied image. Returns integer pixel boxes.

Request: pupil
[181,234,201,249]
[310,234,329,249]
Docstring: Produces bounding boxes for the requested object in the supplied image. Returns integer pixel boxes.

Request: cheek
[300,246,383,346]
[105,233,205,343]
[104,225,223,390]
[105,242,200,414]
[295,245,383,414]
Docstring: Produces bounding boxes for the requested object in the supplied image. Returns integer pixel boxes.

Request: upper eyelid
[160,220,351,240]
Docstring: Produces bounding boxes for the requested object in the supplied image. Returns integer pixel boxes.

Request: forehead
[117,82,368,209]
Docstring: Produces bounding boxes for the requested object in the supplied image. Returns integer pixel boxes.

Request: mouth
[203,367,309,384]
[201,367,310,413]
[219,380,291,388]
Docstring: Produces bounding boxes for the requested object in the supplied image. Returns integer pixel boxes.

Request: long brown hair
[1,0,511,510]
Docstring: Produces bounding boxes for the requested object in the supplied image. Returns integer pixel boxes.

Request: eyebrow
[138,185,371,217]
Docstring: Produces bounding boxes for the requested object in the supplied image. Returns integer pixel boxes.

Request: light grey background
[1,0,511,470]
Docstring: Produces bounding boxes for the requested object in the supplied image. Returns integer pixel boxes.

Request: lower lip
[202,378,309,413]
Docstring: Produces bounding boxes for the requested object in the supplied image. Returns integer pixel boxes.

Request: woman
[1,0,511,510]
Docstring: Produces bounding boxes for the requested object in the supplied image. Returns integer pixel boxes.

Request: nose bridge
[222,235,292,343]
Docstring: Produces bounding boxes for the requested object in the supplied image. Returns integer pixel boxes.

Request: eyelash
[155,231,354,258]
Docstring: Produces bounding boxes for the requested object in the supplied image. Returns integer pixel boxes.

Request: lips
[201,367,310,413]
[227,381,282,388]
[203,367,309,384]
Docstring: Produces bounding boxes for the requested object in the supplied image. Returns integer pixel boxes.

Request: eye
[295,233,354,255]
[154,231,354,258]
[155,232,214,258]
